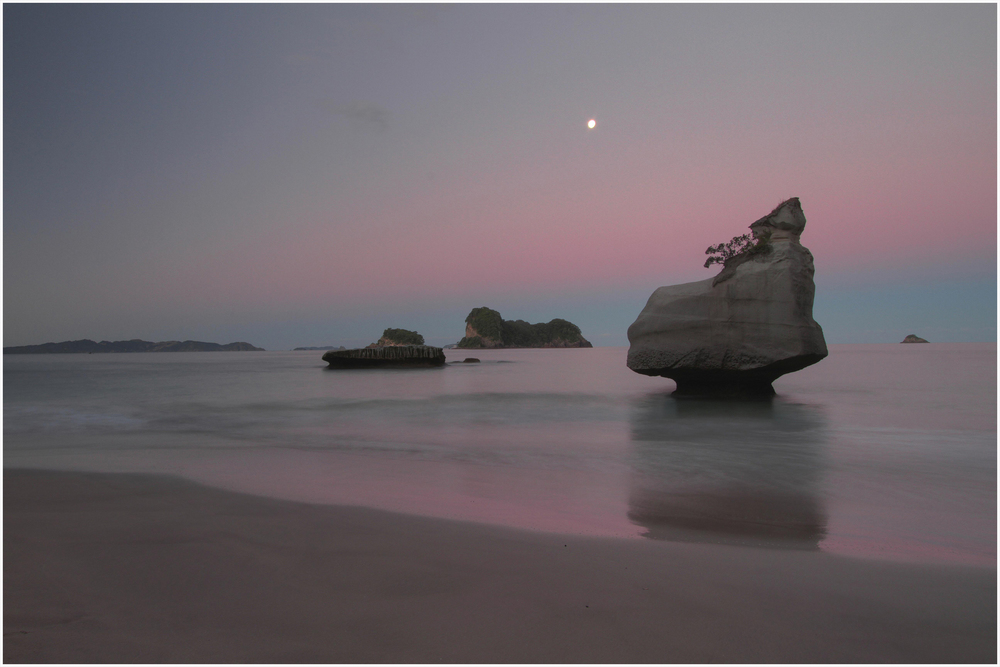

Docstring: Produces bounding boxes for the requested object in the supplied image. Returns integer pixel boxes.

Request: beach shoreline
[4,468,995,663]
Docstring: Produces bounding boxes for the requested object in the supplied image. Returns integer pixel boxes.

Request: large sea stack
[627,197,827,397]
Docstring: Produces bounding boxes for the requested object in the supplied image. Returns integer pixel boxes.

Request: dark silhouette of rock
[323,345,445,369]
[461,358,481,363]
[901,334,929,344]
[627,198,827,396]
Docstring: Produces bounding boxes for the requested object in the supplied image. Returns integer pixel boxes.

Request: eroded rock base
[668,372,776,398]
[633,355,825,398]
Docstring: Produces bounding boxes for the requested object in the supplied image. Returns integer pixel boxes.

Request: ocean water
[4,344,995,566]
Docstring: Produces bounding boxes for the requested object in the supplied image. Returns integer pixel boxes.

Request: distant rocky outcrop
[901,334,929,344]
[4,339,264,354]
[627,197,827,397]
[368,328,425,348]
[457,307,592,348]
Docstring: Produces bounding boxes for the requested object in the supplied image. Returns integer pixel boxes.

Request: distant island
[901,334,929,344]
[456,307,592,349]
[4,339,264,354]
[293,346,346,351]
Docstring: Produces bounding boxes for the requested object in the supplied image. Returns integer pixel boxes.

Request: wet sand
[4,468,995,663]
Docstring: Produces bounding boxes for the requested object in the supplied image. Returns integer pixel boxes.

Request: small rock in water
[901,334,929,343]
[462,358,481,363]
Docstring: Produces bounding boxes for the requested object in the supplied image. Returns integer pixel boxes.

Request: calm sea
[4,344,995,566]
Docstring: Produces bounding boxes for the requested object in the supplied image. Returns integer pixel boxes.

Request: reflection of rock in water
[628,395,828,549]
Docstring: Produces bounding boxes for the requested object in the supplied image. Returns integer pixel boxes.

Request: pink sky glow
[4,4,995,348]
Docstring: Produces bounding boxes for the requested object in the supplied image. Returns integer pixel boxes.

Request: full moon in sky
[587,119,596,129]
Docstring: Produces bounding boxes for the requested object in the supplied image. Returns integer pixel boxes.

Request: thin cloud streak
[317,99,390,131]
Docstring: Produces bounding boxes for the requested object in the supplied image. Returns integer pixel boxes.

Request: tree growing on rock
[704,230,771,269]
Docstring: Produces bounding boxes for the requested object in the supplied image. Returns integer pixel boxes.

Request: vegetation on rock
[377,328,425,346]
[704,230,772,269]
[463,308,504,342]
[457,307,591,348]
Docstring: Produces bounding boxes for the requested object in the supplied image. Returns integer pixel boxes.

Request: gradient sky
[5,4,996,349]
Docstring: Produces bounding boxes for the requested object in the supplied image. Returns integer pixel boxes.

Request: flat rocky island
[323,328,445,368]
[627,197,827,397]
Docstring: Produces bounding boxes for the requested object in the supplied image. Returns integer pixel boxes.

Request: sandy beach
[4,468,995,663]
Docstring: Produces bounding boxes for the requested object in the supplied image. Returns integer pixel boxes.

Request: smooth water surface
[4,344,995,566]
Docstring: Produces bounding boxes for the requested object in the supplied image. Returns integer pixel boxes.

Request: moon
[587,119,596,129]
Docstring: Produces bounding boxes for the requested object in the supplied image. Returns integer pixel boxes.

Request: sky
[4,4,996,350]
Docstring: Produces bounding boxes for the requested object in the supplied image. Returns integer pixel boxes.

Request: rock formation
[323,345,445,368]
[627,197,827,396]
[326,327,443,368]
[457,307,592,348]
[901,334,929,344]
